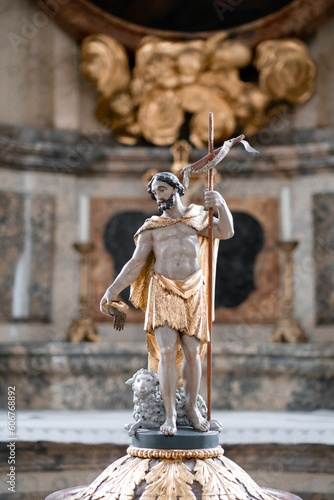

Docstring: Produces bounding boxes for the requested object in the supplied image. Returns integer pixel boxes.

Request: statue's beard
[157,194,175,214]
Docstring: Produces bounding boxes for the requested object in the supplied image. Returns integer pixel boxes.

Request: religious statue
[100,111,259,437]
[100,170,234,436]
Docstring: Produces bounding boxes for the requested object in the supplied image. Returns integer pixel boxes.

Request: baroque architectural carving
[80,34,316,147]
[67,449,278,500]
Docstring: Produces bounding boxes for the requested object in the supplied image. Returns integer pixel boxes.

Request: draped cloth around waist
[145,270,209,384]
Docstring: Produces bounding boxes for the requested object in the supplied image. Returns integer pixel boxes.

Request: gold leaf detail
[194,458,249,499]
[142,459,195,500]
[218,456,277,500]
[195,456,278,500]
[81,33,316,147]
[69,454,130,499]
[127,445,224,460]
[254,39,315,104]
[72,456,150,499]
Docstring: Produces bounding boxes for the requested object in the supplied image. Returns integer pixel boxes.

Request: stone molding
[1,125,334,178]
[1,341,333,411]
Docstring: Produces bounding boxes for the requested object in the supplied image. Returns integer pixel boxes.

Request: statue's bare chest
[153,222,197,243]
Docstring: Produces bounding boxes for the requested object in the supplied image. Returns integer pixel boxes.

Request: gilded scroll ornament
[80,34,130,98]
[80,33,316,147]
[254,39,316,104]
[138,89,184,146]
[178,84,235,148]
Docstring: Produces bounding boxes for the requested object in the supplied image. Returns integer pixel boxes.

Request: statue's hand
[100,289,117,313]
[100,299,129,331]
[204,189,224,210]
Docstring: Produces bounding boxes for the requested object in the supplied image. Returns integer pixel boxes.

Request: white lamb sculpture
[124,368,216,436]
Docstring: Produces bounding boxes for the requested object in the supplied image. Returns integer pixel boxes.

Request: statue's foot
[160,417,177,436]
[186,406,210,432]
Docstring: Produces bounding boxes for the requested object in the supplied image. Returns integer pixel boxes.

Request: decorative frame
[36,0,334,51]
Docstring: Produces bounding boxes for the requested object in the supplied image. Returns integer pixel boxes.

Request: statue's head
[147,172,185,200]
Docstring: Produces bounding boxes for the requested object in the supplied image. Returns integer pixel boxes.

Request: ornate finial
[142,168,159,186]
[170,140,192,178]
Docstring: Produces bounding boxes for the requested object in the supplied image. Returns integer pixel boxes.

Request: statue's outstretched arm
[100,230,153,309]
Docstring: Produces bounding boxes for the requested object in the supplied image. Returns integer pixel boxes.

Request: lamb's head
[125,368,159,398]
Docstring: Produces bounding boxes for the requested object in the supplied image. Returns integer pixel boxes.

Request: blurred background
[0,0,334,498]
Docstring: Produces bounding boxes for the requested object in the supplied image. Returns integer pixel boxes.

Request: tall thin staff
[181,113,259,420]
[207,112,214,421]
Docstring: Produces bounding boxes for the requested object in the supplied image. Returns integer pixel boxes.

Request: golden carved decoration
[138,88,184,146]
[69,455,150,499]
[80,34,316,147]
[254,38,316,104]
[195,455,277,499]
[144,459,195,499]
[68,449,278,500]
[127,445,224,460]
[81,34,140,145]
[81,34,131,98]
[66,243,99,343]
[170,140,192,176]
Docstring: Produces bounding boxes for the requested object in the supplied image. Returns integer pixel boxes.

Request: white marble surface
[1,409,333,445]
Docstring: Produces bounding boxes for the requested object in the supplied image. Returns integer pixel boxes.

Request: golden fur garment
[145,271,208,385]
[144,270,209,340]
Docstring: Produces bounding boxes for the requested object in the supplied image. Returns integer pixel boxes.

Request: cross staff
[207,112,214,421]
[181,113,258,420]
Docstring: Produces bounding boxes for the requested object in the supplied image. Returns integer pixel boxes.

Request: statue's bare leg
[154,325,178,436]
[180,334,210,432]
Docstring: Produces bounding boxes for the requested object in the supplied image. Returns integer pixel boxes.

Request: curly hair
[147,172,185,200]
